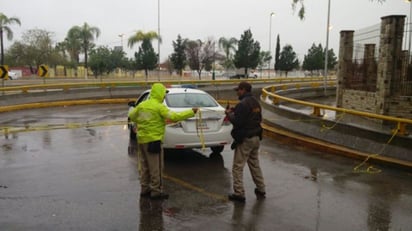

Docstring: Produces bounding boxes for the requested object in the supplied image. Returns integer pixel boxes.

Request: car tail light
[222,115,231,126]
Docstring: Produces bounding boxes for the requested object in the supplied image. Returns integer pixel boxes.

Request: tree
[89,46,128,79]
[327,48,338,70]
[134,39,158,79]
[67,22,100,77]
[163,58,174,75]
[233,29,260,76]
[170,34,187,76]
[55,41,68,60]
[89,46,111,78]
[0,13,21,65]
[4,41,25,67]
[5,29,63,70]
[128,30,160,48]
[291,0,305,20]
[128,30,160,79]
[258,51,271,72]
[185,38,216,79]
[292,0,385,20]
[185,40,201,78]
[302,43,338,75]
[302,43,324,75]
[62,34,81,65]
[201,39,216,73]
[218,37,238,70]
[277,44,299,77]
[274,34,280,71]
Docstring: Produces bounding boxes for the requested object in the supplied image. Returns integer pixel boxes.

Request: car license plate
[196,121,208,129]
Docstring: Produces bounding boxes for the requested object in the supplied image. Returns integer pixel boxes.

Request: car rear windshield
[165,93,218,108]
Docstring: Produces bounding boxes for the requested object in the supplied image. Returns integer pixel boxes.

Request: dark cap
[234,81,252,92]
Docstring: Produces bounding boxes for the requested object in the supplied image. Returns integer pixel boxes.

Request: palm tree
[0,13,21,65]
[128,30,160,78]
[67,22,100,78]
[128,30,160,48]
[64,34,81,64]
[55,41,68,60]
[292,0,385,20]
[218,37,237,70]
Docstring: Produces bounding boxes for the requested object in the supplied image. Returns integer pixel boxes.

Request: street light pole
[118,34,124,50]
[408,0,412,63]
[268,12,275,78]
[212,40,216,81]
[323,0,331,96]
[157,0,161,81]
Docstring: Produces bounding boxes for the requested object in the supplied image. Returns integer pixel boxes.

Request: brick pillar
[376,15,405,114]
[401,50,409,83]
[363,44,377,91]
[336,30,354,107]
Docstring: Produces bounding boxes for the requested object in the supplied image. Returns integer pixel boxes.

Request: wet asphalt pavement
[1,104,412,230]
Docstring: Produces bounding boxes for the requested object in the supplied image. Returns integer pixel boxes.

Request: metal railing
[262,82,412,136]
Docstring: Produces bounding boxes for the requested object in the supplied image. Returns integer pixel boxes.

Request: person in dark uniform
[225,81,266,202]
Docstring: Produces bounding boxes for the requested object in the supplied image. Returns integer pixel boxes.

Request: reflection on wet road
[1,104,412,230]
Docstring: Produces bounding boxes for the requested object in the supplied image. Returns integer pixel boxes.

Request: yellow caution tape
[196,109,206,151]
[353,127,399,174]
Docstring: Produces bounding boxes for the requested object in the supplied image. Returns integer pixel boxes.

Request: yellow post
[312,106,322,117]
[397,122,408,136]
[272,97,279,105]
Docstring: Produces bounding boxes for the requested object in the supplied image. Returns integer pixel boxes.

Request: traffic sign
[38,65,49,77]
[0,65,9,80]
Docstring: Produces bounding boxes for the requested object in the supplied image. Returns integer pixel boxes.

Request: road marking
[163,174,228,202]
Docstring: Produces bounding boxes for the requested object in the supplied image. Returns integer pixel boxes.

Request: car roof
[165,87,207,94]
[141,87,206,94]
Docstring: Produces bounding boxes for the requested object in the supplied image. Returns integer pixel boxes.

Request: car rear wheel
[210,145,224,153]
[129,129,137,141]
[128,140,137,155]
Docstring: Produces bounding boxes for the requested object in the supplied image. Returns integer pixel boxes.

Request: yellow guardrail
[262,82,412,136]
[0,99,133,113]
[0,76,333,94]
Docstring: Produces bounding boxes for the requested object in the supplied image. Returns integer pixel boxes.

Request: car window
[165,93,218,108]
[135,92,150,106]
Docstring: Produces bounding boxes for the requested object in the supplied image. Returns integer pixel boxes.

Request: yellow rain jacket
[128,83,195,144]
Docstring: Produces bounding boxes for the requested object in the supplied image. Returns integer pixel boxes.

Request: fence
[346,19,412,96]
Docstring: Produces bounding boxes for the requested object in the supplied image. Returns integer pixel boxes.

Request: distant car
[127,87,232,153]
[222,72,236,79]
[248,72,259,78]
[229,72,258,79]
[8,71,19,80]
[229,74,245,79]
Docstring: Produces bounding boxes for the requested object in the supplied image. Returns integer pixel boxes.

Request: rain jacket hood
[150,83,167,103]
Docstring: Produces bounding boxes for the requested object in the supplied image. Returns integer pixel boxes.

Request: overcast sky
[2,0,410,62]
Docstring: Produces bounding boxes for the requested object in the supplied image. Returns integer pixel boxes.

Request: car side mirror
[128,101,136,107]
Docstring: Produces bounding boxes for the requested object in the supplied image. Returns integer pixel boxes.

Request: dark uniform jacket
[228,92,262,143]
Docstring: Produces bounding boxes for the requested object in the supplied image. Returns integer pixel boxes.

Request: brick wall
[387,97,412,118]
[341,89,377,113]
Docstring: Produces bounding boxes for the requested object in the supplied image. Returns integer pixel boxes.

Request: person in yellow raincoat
[128,83,198,200]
